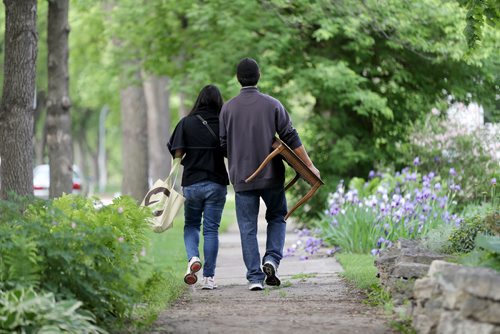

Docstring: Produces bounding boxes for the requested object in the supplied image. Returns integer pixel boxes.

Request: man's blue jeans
[183,181,227,278]
[235,186,287,283]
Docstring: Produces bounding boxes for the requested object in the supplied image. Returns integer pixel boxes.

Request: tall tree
[0,0,38,199]
[121,68,149,202]
[143,74,171,181]
[46,0,72,198]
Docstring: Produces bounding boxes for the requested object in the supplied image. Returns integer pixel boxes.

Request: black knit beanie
[236,58,260,87]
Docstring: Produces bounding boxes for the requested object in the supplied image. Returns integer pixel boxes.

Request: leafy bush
[460,234,500,271]
[447,211,497,254]
[316,164,459,254]
[0,287,106,333]
[447,216,487,253]
[0,195,154,329]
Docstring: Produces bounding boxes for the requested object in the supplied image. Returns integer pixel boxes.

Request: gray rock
[375,239,446,305]
[412,260,500,334]
[430,261,500,301]
[392,262,431,279]
[437,311,500,334]
[460,296,500,325]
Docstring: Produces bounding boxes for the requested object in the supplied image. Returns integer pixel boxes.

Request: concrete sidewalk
[149,202,389,334]
[215,205,343,286]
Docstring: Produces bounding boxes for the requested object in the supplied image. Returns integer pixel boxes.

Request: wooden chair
[245,137,324,220]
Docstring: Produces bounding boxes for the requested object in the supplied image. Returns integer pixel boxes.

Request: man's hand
[309,164,321,179]
[293,145,321,179]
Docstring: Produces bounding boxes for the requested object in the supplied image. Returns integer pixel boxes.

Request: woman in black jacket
[168,85,229,290]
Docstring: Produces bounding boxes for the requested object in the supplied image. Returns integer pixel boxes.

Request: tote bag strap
[166,157,182,188]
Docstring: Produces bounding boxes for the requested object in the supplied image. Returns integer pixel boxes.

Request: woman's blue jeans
[183,181,227,278]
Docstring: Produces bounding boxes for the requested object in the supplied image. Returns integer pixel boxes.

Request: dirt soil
[148,206,391,334]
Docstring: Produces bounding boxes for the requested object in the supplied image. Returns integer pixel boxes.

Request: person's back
[220,88,302,191]
[219,58,319,291]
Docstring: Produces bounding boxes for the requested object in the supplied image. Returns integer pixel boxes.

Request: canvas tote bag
[141,158,185,233]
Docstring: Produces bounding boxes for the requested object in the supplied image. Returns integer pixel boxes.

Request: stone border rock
[374,239,445,304]
[412,260,500,334]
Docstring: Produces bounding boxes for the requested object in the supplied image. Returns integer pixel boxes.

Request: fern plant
[0,235,41,289]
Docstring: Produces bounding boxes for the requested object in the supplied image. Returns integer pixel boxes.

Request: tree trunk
[46,0,72,198]
[120,69,149,202]
[34,90,47,165]
[143,74,171,181]
[179,89,189,118]
[98,106,108,193]
[0,0,38,199]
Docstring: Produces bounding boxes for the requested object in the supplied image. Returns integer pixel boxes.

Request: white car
[33,164,84,199]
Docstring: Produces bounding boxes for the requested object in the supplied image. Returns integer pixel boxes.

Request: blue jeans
[183,181,227,278]
[235,186,287,283]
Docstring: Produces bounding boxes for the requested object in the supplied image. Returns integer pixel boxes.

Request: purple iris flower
[438,196,447,209]
[330,206,340,216]
[371,249,380,256]
[376,237,386,248]
[449,168,456,176]
[434,183,441,191]
[492,178,497,186]
[413,157,420,166]
[298,229,311,237]
[284,247,295,257]
[369,170,376,179]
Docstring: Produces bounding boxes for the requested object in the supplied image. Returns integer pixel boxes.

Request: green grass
[336,253,379,290]
[336,253,416,333]
[291,273,317,280]
[134,193,236,328]
[147,193,235,271]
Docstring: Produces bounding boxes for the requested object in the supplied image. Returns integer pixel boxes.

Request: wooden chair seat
[245,137,324,220]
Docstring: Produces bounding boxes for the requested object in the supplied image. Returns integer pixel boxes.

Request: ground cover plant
[460,234,500,271]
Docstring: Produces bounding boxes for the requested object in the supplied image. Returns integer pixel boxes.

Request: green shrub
[447,213,494,254]
[0,195,155,329]
[0,287,106,333]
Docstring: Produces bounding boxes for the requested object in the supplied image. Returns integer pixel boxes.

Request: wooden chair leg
[285,182,321,220]
[285,173,300,191]
[245,145,284,183]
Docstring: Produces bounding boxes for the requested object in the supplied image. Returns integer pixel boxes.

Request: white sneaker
[201,277,217,290]
[184,256,202,285]
[263,261,281,286]
[248,282,264,291]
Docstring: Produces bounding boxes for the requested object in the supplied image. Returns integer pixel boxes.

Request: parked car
[33,164,84,199]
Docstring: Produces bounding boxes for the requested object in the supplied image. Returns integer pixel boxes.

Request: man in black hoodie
[220,58,320,290]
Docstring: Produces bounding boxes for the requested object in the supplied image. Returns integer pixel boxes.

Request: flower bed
[316,162,466,254]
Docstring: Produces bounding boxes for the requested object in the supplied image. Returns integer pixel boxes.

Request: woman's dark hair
[189,85,224,115]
